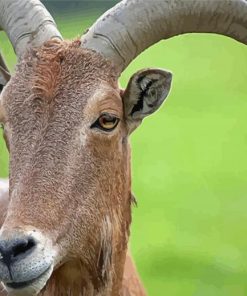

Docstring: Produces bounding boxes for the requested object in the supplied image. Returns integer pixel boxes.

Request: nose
[0,236,36,267]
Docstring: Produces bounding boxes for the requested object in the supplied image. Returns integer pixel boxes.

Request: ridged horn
[81,0,247,72]
[0,0,62,58]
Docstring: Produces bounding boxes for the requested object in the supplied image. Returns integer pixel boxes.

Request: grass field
[1,9,247,296]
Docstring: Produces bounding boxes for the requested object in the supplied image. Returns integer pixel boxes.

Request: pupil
[103,116,114,125]
[97,114,118,130]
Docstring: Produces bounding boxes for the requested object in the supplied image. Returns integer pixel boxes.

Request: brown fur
[0,40,146,295]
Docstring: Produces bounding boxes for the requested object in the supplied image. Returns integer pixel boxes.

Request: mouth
[5,265,53,292]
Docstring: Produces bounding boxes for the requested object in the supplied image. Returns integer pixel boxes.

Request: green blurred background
[1,1,247,295]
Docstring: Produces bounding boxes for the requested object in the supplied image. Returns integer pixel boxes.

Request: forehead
[2,40,121,114]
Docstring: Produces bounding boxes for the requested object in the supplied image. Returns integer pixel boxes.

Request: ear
[122,68,172,132]
[0,54,11,93]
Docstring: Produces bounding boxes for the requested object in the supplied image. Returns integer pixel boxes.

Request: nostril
[12,238,36,258]
[0,236,37,266]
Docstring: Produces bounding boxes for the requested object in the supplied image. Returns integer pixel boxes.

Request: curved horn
[81,0,247,72]
[0,0,62,58]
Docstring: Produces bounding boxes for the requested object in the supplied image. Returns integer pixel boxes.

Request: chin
[3,265,53,296]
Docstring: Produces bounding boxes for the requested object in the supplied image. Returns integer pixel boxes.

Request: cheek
[87,130,126,159]
[64,196,104,257]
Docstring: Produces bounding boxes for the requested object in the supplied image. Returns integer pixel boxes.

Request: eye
[91,113,120,132]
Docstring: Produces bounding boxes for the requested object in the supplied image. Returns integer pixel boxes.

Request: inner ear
[122,68,172,121]
[0,55,11,93]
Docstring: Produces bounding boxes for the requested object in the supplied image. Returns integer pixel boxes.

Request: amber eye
[91,113,120,132]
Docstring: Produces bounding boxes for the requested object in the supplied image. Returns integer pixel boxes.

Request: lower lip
[5,266,52,290]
